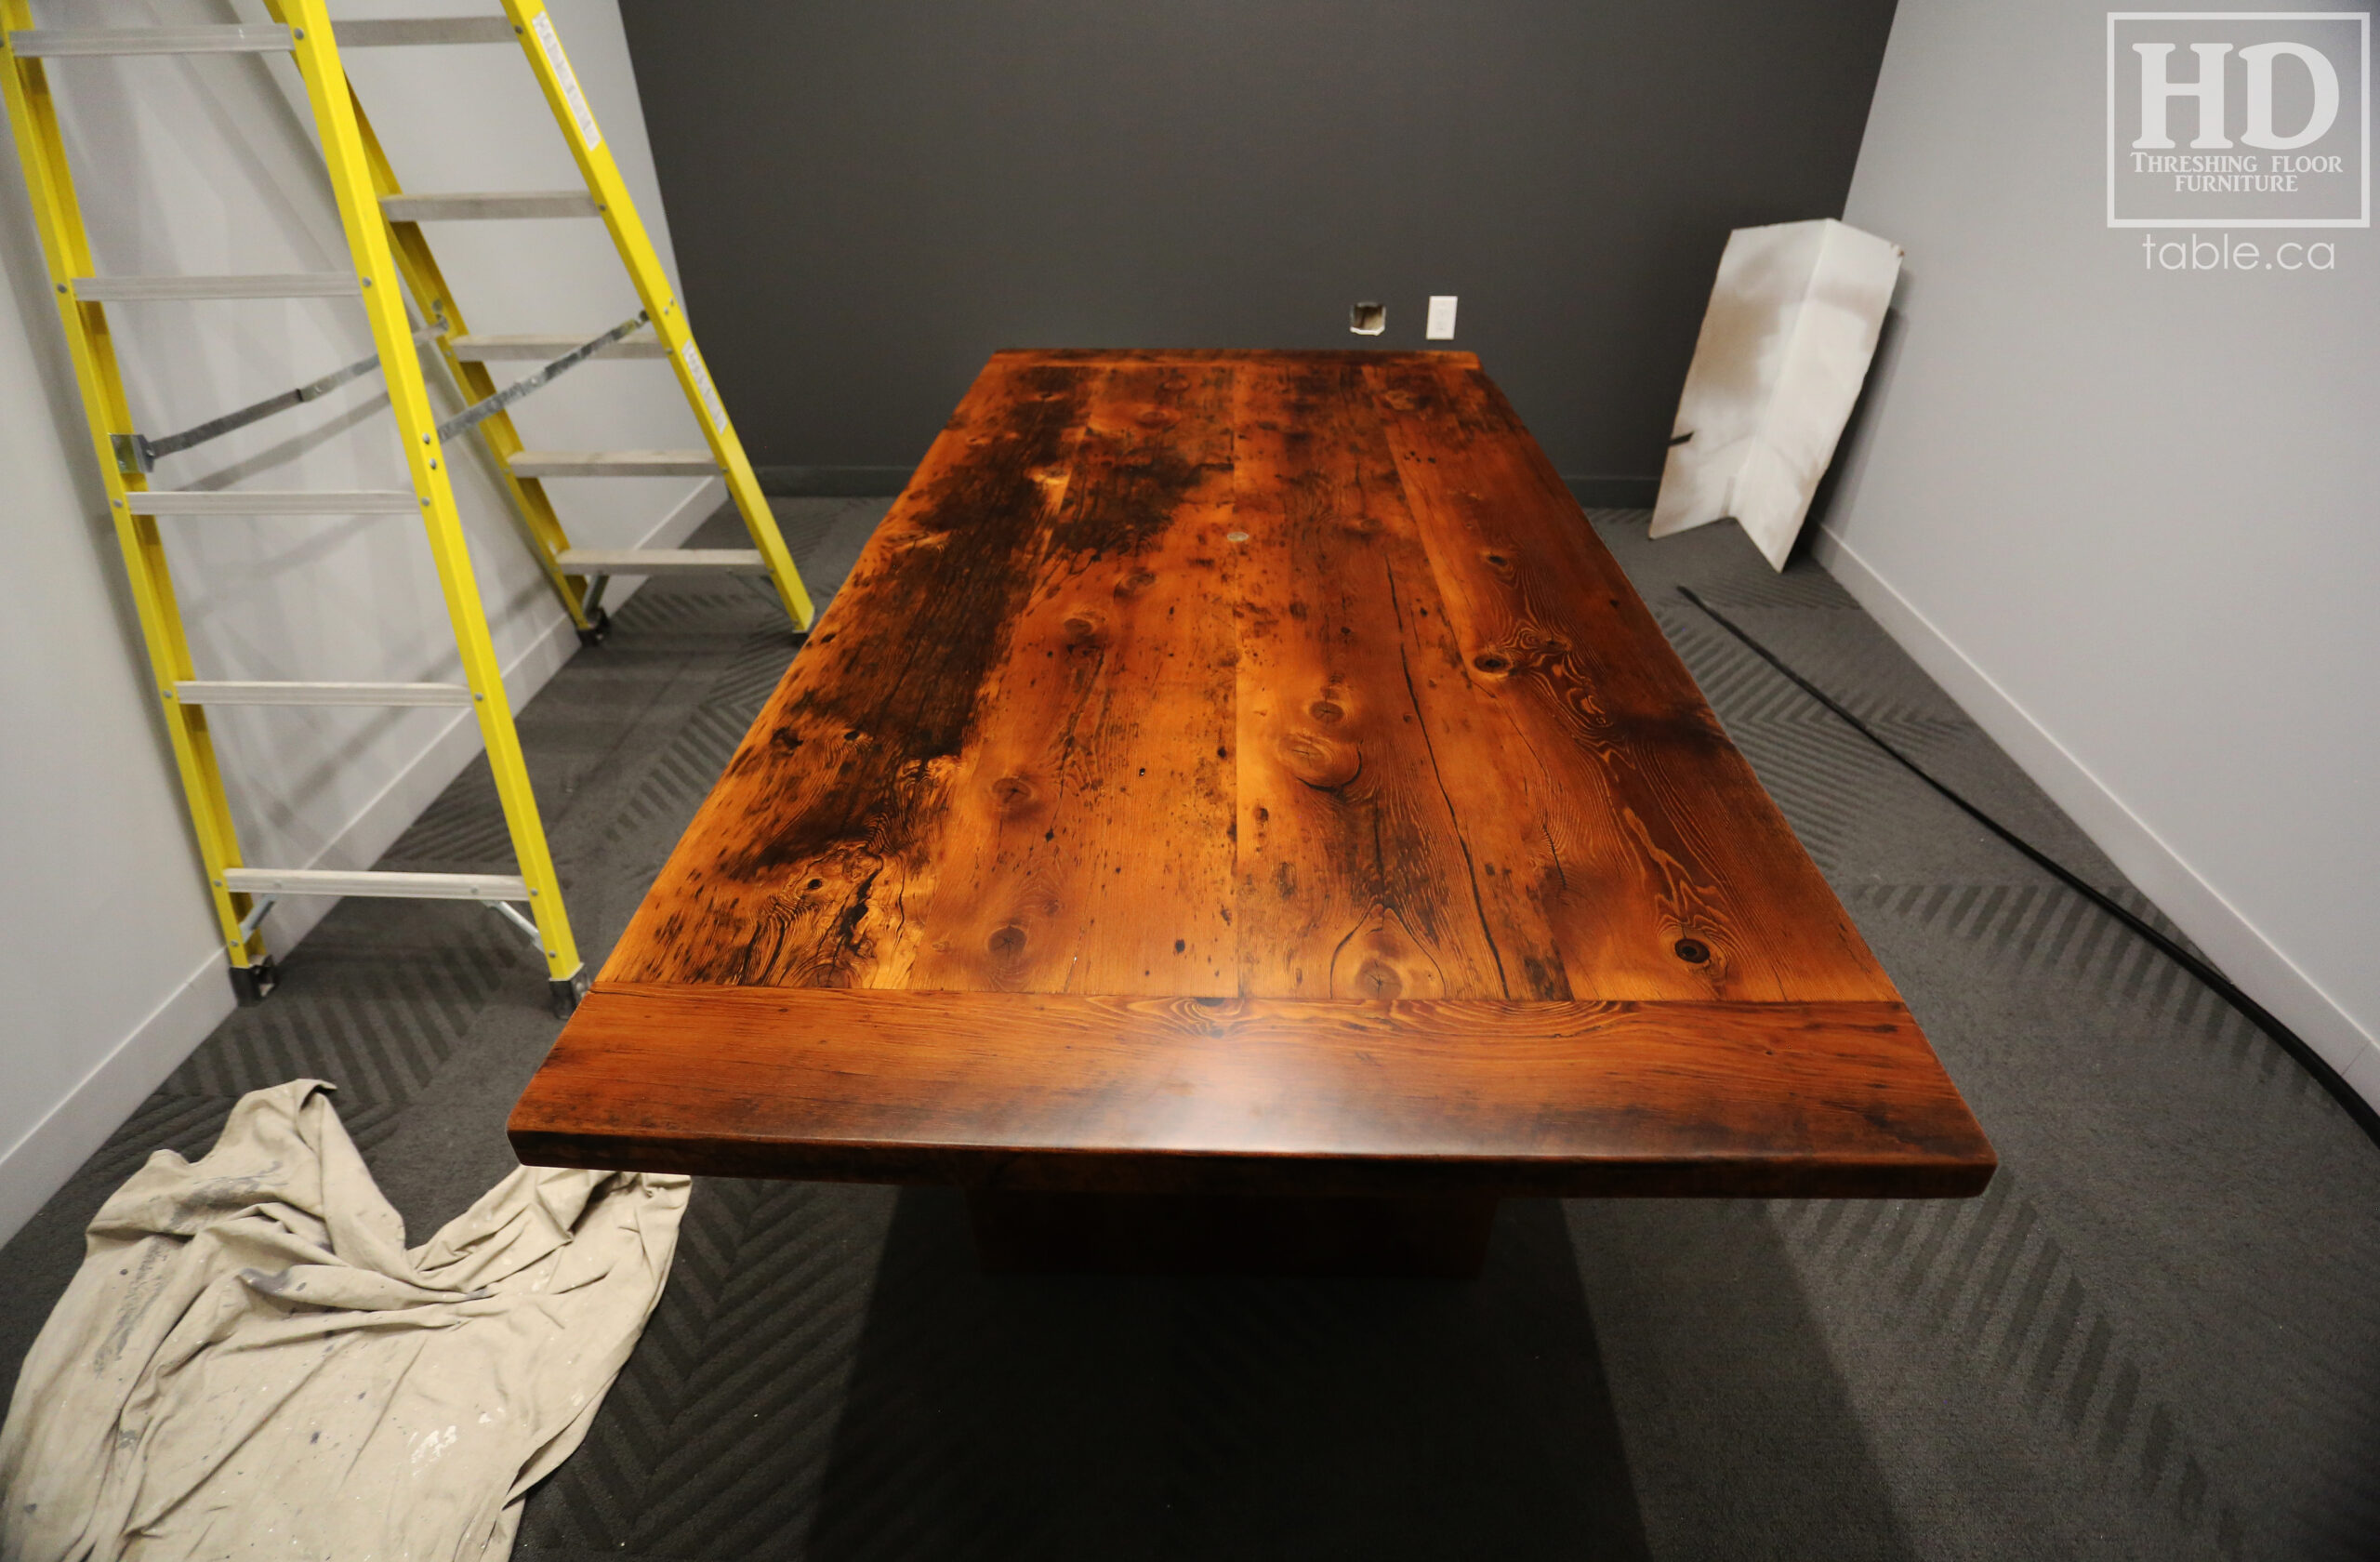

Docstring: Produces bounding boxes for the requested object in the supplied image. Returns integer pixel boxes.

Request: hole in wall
[1349,301,1386,336]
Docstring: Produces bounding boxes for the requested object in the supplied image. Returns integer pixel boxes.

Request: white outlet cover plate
[1425,295,1458,339]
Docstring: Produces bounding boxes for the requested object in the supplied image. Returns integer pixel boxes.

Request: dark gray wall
[621,0,1897,483]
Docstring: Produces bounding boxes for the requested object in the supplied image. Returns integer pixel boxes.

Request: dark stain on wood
[520,350,1993,1210]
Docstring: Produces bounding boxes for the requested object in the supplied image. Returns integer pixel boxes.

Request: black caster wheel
[228,958,279,1006]
[549,968,592,1019]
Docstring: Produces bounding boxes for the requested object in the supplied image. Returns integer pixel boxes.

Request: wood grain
[1367,357,1892,1000]
[1230,355,1508,1000]
[510,986,1993,1198]
[514,349,1994,1205]
[899,360,1239,994]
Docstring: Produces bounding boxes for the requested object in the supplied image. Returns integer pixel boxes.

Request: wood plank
[1368,355,1897,1001]
[898,360,1239,994]
[600,351,1100,987]
[1227,356,1517,999]
[509,985,1994,1198]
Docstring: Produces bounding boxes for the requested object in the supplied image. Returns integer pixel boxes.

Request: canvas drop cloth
[0,1080,686,1561]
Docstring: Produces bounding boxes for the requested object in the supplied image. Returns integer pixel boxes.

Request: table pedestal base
[966,1190,1498,1277]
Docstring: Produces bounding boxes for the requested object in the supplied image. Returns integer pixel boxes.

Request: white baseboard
[0,479,726,1245]
[0,947,232,1243]
[1810,523,2380,1104]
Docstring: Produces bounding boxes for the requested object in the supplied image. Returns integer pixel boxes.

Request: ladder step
[448,331,667,362]
[337,18,518,47]
[222,867,529,901]
[126,490,419,515]
[556,548,769,576]
[73,273,356,301]
[175,680,474,708]
[8,25,292,57]
[511,449,717,477]
[380,191,599,221]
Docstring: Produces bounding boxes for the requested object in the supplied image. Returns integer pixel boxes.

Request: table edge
[509,985,1996,1199]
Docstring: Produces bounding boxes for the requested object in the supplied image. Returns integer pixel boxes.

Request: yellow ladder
[0,1,812,1015]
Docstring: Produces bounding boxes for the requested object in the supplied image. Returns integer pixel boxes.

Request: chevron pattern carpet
[5,502,2375,1561]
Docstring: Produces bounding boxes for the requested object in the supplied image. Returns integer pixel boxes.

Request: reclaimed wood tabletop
[509,349,1992,1267]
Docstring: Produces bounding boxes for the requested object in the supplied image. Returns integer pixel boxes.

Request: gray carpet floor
[4,500,2375,1561]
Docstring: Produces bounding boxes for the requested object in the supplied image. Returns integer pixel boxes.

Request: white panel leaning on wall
[1650,218,1903,570]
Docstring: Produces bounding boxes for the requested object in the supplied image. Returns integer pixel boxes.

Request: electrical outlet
[1425,295,1458,339]
[1349,301,1385,336]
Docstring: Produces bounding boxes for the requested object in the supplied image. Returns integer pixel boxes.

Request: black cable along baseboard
[1674,585,2380,1152]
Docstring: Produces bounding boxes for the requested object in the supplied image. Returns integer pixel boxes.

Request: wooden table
[509,349,1993,1276]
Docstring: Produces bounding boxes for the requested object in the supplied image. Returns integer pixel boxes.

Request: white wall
[1821,0,2380,1099]
[0,0,712,1240]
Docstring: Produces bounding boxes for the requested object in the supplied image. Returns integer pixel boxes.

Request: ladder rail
[498,0,815,630]
[342,82,595,631]
[345,7,813,629]
[125,489,421,514]
[555,548,769,576]
[223,867,528,900]
[432,309,650,443]
[3,3,790,1010]
[71,271,356,299]
[8,25,294,57]
[174,680,476,708]
[0,1,266,975]
[448,330,667,361]
[270,0,582,989]
[378,189,596,220]
[509,448,714,477]
[337,18,519,48]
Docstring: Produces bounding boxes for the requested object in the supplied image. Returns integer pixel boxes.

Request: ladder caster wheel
[549,968,591,1019]
[229,958,279,1007]
[575,607,613,648]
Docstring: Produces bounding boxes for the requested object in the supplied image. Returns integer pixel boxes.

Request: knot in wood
[1276,730,1361,790]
